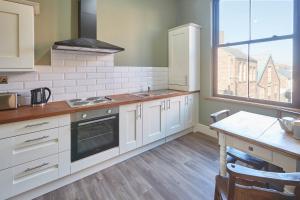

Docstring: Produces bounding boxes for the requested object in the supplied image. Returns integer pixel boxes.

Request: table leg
[282,160,299,194]
[219,133,227,176]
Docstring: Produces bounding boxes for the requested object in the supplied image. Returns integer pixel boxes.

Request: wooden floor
[35,133,219,200]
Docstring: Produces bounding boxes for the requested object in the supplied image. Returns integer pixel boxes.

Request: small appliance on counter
[30,87,51,107]
[278,117,300,140]
[0,92,18,111]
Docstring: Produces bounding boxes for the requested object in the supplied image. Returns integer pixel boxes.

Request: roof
[276,65,292,80]
[256,55,272,81]
[223,47,257,62]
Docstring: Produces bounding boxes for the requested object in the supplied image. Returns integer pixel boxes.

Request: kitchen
[0,0,300,200]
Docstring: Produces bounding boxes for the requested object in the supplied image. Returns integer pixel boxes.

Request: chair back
[226,164,300,200]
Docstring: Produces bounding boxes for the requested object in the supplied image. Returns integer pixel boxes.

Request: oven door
[71,114,119,162]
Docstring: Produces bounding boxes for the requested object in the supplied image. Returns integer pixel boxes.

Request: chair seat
[227,147,267,170]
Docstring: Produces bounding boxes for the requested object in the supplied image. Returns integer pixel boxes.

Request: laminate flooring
[35,133,219,200]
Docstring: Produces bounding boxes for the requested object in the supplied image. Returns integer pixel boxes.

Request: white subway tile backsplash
[39,73,64,81]
[65,73,86,80]
[97,78,114,84]
[77,79,96,86]
[114,67,129,72]
[77,66,97,73]
[35,65,53,73]
[53,80,76,87]
[88,84,105,92]
[24,81,52,89]
[52,66,76,73]
[51,87,65,95]
[52,93,76,101]
[7,72,38,82]
[87,73,105,79]
[0,50,168,105]
[77,91,96,99]
[0,82,24,91]
[65,86,87,93]
[105,72,122,78]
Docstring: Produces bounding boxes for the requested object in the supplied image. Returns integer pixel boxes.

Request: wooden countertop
[0,90,198,125]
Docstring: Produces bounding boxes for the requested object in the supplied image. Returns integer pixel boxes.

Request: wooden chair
[211,110,268,170]
[214,163,300,200]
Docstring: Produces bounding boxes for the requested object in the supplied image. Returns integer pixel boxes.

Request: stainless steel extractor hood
[52,0,124,54]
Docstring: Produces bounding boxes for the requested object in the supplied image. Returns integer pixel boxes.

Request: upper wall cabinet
[0,0,37,71]
[168,23,201,92]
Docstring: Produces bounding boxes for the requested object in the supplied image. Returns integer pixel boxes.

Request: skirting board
[10,129,192,200]
[193,123,218,139]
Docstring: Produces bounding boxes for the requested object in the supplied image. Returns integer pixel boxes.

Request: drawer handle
[24,162,49,173]
[161,101,166,111]
[24,136,50,143]
[167,100,171,109]
[248,146,254,151]
[24,122,49,129]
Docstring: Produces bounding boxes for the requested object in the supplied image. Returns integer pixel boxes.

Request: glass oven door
[71,114,119,162]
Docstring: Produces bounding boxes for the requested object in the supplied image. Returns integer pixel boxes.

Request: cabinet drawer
[0,152,70,199]
[226,136,273,162]
[0,126,70,171]
[12,154,59,196]
[0,115,70,139]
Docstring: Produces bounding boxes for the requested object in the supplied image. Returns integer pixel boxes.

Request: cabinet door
[166,96,185,136]
[169,27,189,86]
[143,100,166,145]
[184,95,195,129]
[0,0,34,71]
[120,104,143,154]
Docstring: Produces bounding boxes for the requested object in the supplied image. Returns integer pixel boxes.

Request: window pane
[249,39,293,103]
[219,0,250,44]
[251,0,294,39]
[217,45,249,97]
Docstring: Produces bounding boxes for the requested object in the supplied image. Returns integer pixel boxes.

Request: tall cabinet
[168,23,201,92]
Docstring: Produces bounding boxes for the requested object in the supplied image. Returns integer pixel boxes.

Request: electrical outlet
[0,76,8,84]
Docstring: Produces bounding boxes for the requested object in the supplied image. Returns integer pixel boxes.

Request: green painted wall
[32,0,77,65]
[33,0,177,66]
[98,0,177,67]
[176,0,277,125]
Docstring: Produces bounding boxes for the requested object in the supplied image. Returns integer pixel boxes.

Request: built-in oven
[71,107,119,162]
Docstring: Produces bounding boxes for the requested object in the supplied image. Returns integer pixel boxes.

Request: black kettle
[30,87,51,106]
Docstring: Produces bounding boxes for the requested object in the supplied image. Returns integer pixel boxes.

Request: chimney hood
[52,0,124,54]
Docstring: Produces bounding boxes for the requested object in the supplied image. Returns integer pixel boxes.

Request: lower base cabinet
[183,94,197,129]
[120,94,198,149]
[166,96,185,136]
[142,99,167,145]
[119,103,143,154]
[0,151,70,199]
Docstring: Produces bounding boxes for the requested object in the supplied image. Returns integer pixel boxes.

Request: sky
[219,0,294,66]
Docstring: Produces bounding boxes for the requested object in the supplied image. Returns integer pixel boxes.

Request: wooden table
[210,111,300,177]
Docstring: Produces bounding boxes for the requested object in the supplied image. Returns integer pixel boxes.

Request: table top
[210,111,300,159]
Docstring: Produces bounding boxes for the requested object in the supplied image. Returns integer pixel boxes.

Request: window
[213,0,300,107]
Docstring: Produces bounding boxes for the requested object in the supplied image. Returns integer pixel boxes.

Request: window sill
[205,96,300,114]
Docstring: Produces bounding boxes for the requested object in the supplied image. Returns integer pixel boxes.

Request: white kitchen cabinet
[119,103,143,154]
[0,115,71,199]
[183,94,196,129]
[0,153,69,199]
[165,96,185,136]
[142,99,166,145]
[169,23,201,92]
[0,0,35,71]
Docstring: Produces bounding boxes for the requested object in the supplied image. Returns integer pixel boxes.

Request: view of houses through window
[215,0,294,104]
